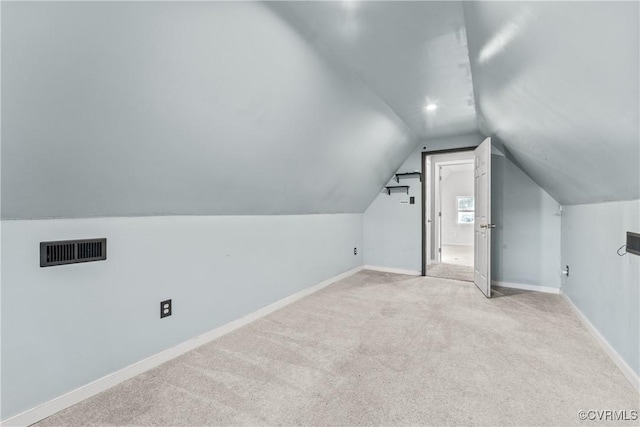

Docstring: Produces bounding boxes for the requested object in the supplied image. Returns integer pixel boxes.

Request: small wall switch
[160,299,172,318]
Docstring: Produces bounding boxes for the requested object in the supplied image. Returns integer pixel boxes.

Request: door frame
[421,146,478,276]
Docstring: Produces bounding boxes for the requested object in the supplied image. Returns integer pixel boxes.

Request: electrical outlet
[565,265,569,277]
[160,299,172,318]
[354,247,357,255]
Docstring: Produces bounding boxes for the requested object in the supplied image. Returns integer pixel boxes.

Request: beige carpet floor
[36,270,638,426]
[426,262,474,282]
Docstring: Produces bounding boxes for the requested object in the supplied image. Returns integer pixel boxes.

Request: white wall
[440,165,474,246]
[428,151,476,263]
[561,200,639,376]
[0,214,363,419]
[491,153,562,288]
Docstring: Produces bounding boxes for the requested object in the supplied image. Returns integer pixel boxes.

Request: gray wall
[364,133,485,272]
[1,1,416,219]
[561,200,640,375]
[491,153,562,288]
[364,132,483,272]
[364,133,562,289]
[363,152,421,272]
[1,214,363,419]
[440,166,474,246]
[0,3,397,419]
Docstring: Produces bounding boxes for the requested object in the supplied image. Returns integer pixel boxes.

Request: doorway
[421,138,493,296]
[424,151,475,282]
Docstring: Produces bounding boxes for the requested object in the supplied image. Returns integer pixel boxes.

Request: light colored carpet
[426,262,474,282]
[36,271,638,426]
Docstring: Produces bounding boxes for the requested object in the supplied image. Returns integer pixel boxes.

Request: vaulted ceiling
[2,1,417,219]
[464,1,639,205]
[269,1,477,140]
[273,0,639,205]
[2,1,638,219]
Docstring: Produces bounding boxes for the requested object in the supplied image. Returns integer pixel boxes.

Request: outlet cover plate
[160,299,172,318]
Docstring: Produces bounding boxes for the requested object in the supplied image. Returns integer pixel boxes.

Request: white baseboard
[6,266,636,426]
[0,266,364,427]
[364,265,421,276]
[560,293,639,393]
[493,280,638,392]
[492,280,560,294]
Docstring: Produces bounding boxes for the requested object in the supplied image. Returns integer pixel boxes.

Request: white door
[435,165,443,264]
[474,138,492,297]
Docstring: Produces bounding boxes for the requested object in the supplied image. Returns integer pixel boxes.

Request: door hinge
[438,212,441,217]
[438,248,441,253]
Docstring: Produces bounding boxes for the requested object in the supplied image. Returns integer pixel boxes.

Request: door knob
[480,224,496,229]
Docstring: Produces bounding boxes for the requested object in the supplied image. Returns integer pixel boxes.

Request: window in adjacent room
[457,196,474,224]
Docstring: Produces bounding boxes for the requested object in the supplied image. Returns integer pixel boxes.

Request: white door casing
[436,165,443,264]
[474,138,492,297]
[425,156,432,266]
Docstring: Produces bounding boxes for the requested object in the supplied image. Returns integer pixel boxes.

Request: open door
[474,138,492,297]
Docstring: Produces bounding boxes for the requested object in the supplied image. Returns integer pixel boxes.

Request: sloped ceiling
[3,1,637,219]
[269,1,477,139]
[464,1,639,205]
[1,1,417,219]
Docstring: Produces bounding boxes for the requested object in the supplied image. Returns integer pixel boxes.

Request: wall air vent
[40,238,107,267]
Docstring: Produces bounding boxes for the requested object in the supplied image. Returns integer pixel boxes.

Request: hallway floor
[441,244,473,266]
[36,271,638,426]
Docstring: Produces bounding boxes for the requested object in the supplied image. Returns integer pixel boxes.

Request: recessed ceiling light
[425,104,438,112]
